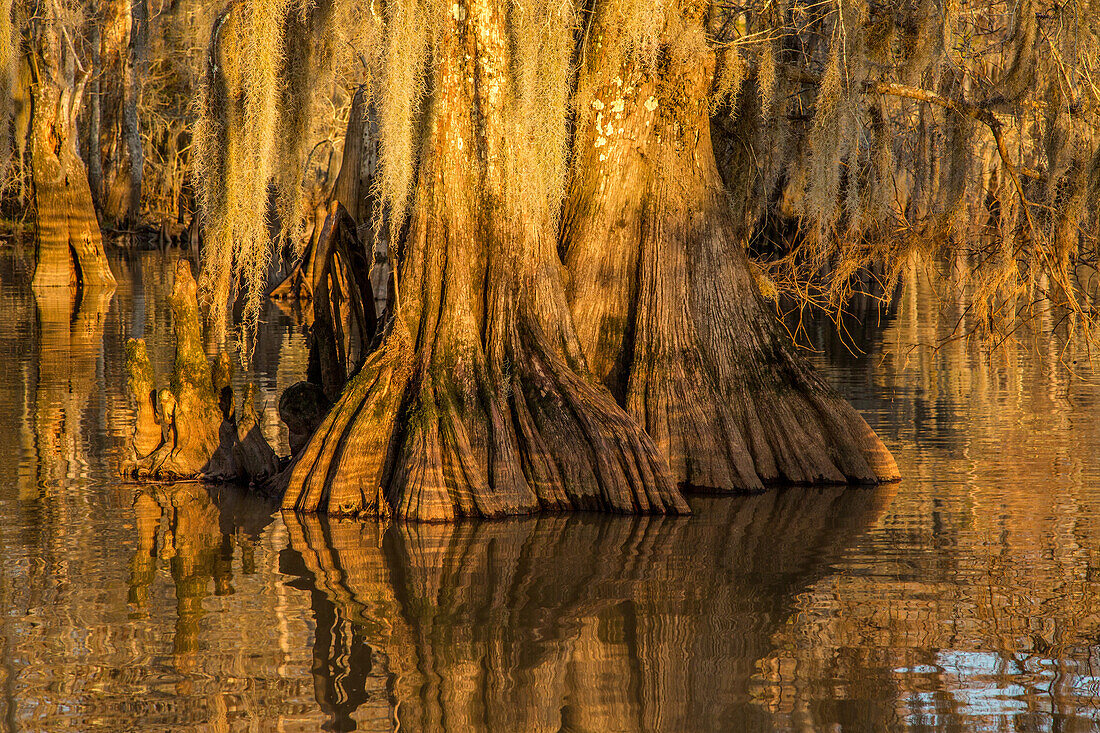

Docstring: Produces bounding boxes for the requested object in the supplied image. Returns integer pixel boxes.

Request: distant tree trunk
[332,85,372,226]
[85,22,103,208]
[561,3,898,491]
[280,0,688,520]
[121,0,147,224]
[96,0,134,225]
[27,16,115,290]
[331,86,388,316]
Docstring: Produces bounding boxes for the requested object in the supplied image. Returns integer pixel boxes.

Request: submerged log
[123,260,277,484]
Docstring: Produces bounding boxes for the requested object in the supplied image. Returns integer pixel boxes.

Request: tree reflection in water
[30,285,114,492]
[279,487,890,732]
[128,484,279,655]
[15,250,1100,730]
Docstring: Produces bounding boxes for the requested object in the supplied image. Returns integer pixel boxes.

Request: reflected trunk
[31,285,113,488]
[282,485,892,731]
[128,483,278,656]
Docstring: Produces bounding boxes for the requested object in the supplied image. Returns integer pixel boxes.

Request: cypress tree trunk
[124,260,278,482]
[96,0,136,226]
[86,22,103,209]
[27,23,115,291]
[562,3,899,491]
[280,0,688,521]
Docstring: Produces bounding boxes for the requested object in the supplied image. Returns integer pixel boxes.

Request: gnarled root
[123,260,278,485]
[512,320,689,516]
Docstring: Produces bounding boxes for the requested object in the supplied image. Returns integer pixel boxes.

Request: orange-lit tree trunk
[125,261,278,482]
[26,8,115,290]
[280,0,688,521]
[562,3,898,491]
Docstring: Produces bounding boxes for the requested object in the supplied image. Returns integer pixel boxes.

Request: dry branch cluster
[708,0,1100,344]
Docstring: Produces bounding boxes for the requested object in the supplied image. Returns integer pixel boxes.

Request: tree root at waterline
[123,260,278,484]
[275,313,690,521]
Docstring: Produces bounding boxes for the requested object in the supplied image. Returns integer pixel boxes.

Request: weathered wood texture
[125,260,277,483]
[273,202,378,400]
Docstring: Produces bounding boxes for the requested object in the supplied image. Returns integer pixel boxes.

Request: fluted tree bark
[129,0,908,519]
[561,1,899,492]
[279,0,688,521]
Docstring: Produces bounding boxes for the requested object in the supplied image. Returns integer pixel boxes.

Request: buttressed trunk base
[562,5,899,492]
[278,0,689,522]
[29,68,115,291]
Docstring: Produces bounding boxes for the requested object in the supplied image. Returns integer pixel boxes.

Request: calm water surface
[1,247,1099,732]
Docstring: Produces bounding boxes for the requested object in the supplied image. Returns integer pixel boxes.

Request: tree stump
[124,260,278,484]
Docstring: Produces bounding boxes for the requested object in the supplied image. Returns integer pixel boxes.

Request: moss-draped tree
[279,0,689,520]
[563,1,898,490]
[124,0,1099,519]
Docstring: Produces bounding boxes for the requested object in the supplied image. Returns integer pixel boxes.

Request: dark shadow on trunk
[272,202,378,401]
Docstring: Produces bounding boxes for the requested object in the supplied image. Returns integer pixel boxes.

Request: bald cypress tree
[124,0,1098,519]
[15,0,116,290]
[562,1,899,491]
[273,0,691,520]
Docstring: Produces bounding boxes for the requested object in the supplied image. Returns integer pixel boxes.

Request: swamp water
[0,248,1098,732]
